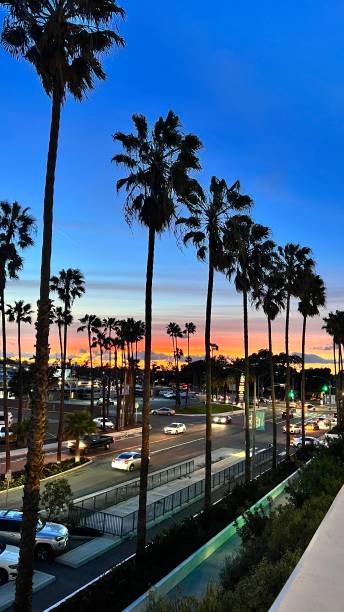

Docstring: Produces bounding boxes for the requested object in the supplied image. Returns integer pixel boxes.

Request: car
[0,542,19,585]
[305,420,319,432]
[93,417,115,430]
[212,415,232,425]
[162,393,176,400]
[150,407,176,416]
[283,423,301,434]
[159,389,172,397]
[112,451,143,471]
[259,397,272,404]
[164,422,186,435]
[305,403,315,411]
[67,434,113,454]
[291,436,320,448]
[0,412,13,426]
[0,510,68,561]
[282,410,295,419]
[0,427,15,443]
[96,397,115,406]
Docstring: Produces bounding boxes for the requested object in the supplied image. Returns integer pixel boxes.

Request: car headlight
[55,535,65,542]
[8,564,18,569]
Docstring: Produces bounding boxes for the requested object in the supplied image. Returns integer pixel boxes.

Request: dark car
[67,434,113,454]
[282,410,295,419]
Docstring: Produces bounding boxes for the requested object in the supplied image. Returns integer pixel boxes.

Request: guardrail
[74,459,195,512]
[68,448,279,537]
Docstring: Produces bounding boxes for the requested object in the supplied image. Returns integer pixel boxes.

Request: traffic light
[288,389,295,400]
[322,384,329,393]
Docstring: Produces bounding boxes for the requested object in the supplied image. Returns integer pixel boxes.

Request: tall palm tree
[322,311,344,426]
[298,273,326,448]
[278,244,315,457]
[166,322,184,406]
[113,110,203,561]
[103,317,118,418]
[183,322,196,405]
[2,3,125,606]
[180,177,252,509]
[92,329,107,429]
[6,301,33,424]
[0,201,35,475]
[50,269,85,462]
[77,314,102,416]
[223,215,273,483]
[253,255,285,468]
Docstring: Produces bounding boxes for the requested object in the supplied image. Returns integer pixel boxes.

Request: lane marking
[151,437,205,454]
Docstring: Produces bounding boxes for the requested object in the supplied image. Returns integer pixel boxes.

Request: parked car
[212,415,232,425]
[67,433,113,454]
[150,407,176,416]
[164,422,186,435]
[0,542,19,585]
[0,510,68,561]
[283,422,301,434]
[96,397,115,406]
[93,417,115,430]
[291,436,320,448]
[162,392,176,400]
[112,451,144,471]
[0,427,15,443]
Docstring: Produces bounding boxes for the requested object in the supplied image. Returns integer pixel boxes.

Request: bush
[40,479,73,520]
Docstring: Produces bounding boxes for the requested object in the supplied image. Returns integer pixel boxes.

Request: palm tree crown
[50,268,85,309]
[0,201,36,286]
[1,0,125,101]
[298,273,326,319]
[6,300,33,326]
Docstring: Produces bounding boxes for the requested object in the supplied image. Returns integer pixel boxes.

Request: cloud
[292,352,333,364]
[79,348,87,354]
[137,351,205,362]
[311,345,332,351]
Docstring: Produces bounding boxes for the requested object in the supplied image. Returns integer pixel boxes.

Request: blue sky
[0,1,343,364]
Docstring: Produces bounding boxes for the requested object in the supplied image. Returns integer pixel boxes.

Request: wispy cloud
[292,352,333,364]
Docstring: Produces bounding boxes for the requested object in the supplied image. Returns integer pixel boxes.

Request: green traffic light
[287,390,295,399]
[322,384,329,392]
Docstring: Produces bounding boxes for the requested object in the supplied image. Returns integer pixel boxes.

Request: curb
[0,459,93,496]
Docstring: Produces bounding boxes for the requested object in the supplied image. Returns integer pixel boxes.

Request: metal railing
[69,448,280,537]
[74,459,195,512]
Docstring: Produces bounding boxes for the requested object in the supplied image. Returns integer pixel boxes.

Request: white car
[93,417,115,429]
[96,398,115,406]
[0,427,15,441]
[283,423,302,434]
[164,422,186,435]
[112,451,143,471]
[291,436,320,448]
[213,415,232,425]
[306,403,315,411]
[0,542,19,585]
[150,407,176,416]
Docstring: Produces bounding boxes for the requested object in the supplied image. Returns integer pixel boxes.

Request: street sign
[248,409,266,431]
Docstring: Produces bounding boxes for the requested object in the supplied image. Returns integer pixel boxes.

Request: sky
[1,0,343,368]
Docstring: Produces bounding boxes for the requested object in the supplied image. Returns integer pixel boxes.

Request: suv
[0,542,19,585]
[0,510,68,561]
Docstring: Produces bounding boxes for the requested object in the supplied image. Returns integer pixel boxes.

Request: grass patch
[178,403,242,414]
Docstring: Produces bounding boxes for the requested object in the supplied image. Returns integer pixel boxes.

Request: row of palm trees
[112,111,328,557]
[166,321,197,405]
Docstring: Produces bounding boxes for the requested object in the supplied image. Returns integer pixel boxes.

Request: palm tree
[180,177,252,509]
[278,244,315,457]
[6,301,33,424]
[2,3,125,606]
[253,255,285,468]
[113,110,203,561]
[223,215,273,483]
[102,317,118,419]
[166,322,184,406]
[183,322,196,405]
[50,269,85,462]
[298,273,326,448]
[0,201,35,475]
[77,314,101,416]
[65,412,96,463]
[322,311,344,426]
[92,329,107,429]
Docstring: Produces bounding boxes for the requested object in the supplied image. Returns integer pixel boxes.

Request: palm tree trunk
[268,316,277,470]
[17,319,23,425]
[88,329,94,417]
[185,332,190,407]
[243,289,251,483]
[204,254,214,512]
[136,226,155,563]
[57,313,68,462]
[285,293,291,459]
[175,338,181,408]
[0,286,11,475]
[75,436,80,464]
[339,344,343,429]
[301,314,307,451]
[15,87,62,612]
[333,340,338,416]
[114,349,121,431]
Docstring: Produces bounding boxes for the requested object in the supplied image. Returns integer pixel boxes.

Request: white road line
[151,437,205,454]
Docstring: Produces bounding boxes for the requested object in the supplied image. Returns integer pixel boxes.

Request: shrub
[40,479,73,520]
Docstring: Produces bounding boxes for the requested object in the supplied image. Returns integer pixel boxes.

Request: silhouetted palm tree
[92,329,107,428]
[103,317,118,418]
[322,311,344,425]
[65,411,96,463]
[113,110,203,560]
[77,314,101,415]
[253,253,285,468]
[223,215,273,482]
[183,322,196,405]
[180,177,252,508]
[1,1,125,604]
[0,201,35,475]
[50,269,85,461]
[166,322,184,406]
[6,301,33,424]
[299,273,326,448]
[278,244,315,457]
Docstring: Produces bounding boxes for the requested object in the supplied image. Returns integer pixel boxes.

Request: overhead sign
[248,409,266,431]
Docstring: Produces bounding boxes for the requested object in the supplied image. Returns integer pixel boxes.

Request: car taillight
[124,460,129,463]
